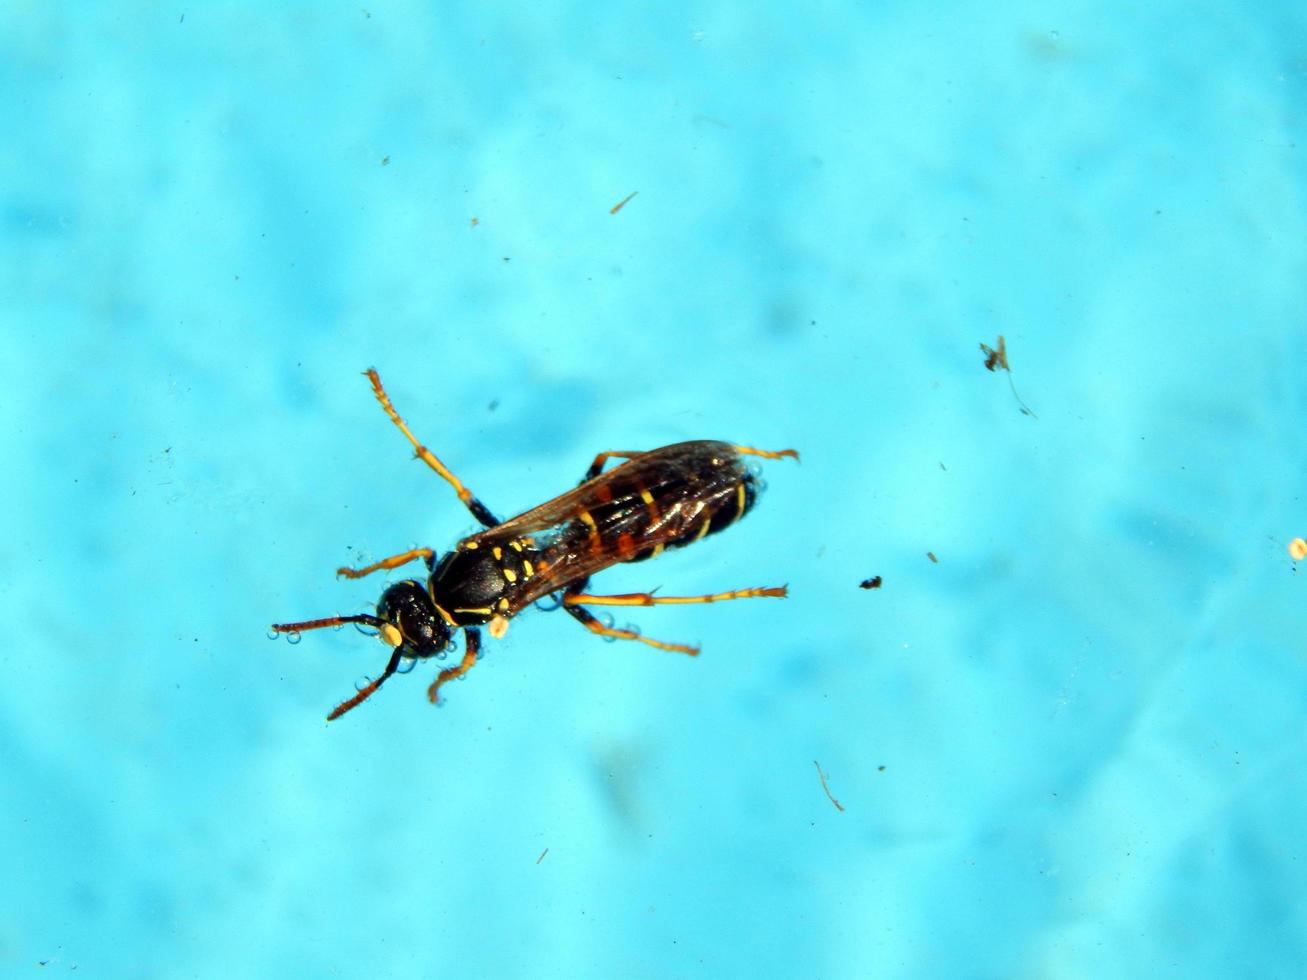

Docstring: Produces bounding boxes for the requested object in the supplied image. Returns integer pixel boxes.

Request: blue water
[6,3,1307,977]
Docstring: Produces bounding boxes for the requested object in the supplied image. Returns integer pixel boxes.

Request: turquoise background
[5,3,1306,977]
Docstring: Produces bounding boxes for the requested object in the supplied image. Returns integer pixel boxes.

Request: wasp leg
[327,649,403,721]
[365,369,499,527]
[336,547,435,580]
[582,450,644,482]
[428,627,482,705]
[563,603,699,655]
[563,586,787,606]
[729,444,800,462]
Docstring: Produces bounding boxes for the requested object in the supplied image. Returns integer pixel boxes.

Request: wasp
[272,370,797,721]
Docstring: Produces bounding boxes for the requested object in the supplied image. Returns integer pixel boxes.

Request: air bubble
[286,631,302,645]
[353,620,379,638]
[266,628,280,641]
[396,658,417,675]
[534,593,564,612]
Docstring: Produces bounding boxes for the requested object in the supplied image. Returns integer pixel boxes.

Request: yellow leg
[730,444,800,462]
[366,369,498,527]
[564,604,699,655]
[563,586,787,606]
[427,628,482,704]
[336,547,434,579]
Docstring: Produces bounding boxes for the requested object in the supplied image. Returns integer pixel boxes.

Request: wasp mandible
[272,370,797,721]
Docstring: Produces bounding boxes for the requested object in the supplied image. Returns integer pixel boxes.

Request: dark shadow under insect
[272,369,798,721]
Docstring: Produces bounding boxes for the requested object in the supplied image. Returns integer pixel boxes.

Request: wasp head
[375,580,452,658]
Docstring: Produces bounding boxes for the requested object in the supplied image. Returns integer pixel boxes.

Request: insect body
[272,370,796,721]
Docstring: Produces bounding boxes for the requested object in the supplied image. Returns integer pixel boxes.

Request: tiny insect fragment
[859,576,882,590]
[1290,537,1307,561]
[536,847,549,865]
[813,760,845,812]
[979,334,1037,418]
[610,191,638,215]
[926,551,938,563]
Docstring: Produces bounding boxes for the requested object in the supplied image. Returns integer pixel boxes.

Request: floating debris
[610,191,639,215]
[980,334,1037,418]
[813,760,845,812]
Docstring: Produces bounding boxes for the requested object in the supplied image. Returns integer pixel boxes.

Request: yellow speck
[1290,537,1307,561]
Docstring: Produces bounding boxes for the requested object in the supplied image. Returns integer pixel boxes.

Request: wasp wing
[470,442,748,609]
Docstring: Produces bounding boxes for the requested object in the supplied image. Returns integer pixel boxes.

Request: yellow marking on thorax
[651,542,665,559]
[492,546,503,560]
[502,566,518,584]
[733,482,747,523]
[694,518,712,541]
[497,598,510,612]
[462,540,479,550]
[522,560,534,578]
[432,602,458,627]
[509,539,524,552]
[453,606,493,616]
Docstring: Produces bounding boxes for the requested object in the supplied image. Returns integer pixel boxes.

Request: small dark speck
[487,399,499,412]
[502,256,511,262]
[381,155,390,166]
[939,462,947,471]
[859,576,883,590]
[878,765,886,772]
[363,8,371,16]
[163,447,171,454]
[926,551,938,563]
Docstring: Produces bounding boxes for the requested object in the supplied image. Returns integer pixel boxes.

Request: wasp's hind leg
[365,369,499,527]
[729,444,800,462]
[561,582,699,655]
[563,586,787,607]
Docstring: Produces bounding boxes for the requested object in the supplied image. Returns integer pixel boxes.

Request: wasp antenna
[327,650,403,721]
